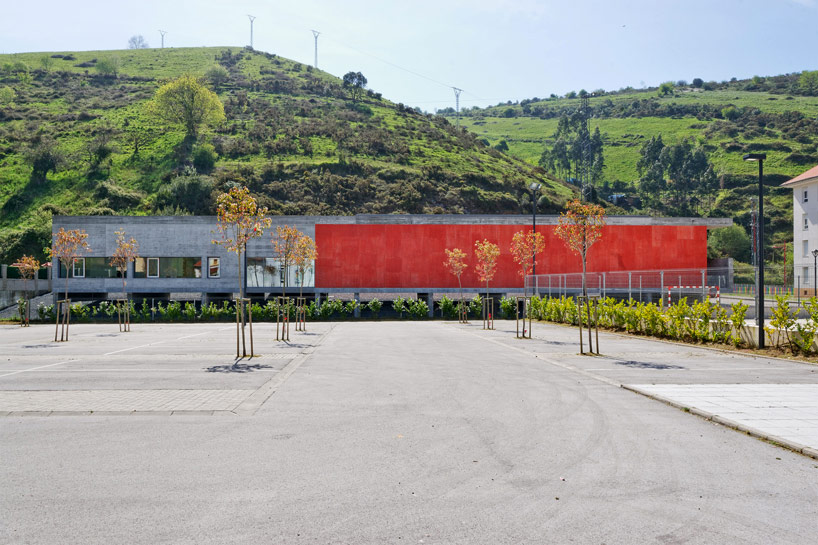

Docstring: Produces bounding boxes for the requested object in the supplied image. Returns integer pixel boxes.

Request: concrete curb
[622,384,818,461]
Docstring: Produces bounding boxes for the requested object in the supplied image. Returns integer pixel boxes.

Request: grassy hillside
[0,47,573,262]
[443,76,818,249]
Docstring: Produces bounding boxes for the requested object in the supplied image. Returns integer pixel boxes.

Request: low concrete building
[49,214,730,305]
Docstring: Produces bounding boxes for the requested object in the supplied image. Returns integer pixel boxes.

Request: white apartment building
[782,164,818,293]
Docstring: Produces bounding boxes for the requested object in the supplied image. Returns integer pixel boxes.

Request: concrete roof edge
[53,214,733,228]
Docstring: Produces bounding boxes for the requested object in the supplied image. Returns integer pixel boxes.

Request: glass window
[804,190,809,203]
[804,240,809,256]
[805,215,809,230]
[134,258,201,279]
[86,257,120,278]
[805,267,810,284]
[247,257,314,288]
[73,258,85,278]
[208,257,220,278]
[148,258,159,278]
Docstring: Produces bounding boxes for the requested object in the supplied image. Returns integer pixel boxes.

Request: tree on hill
[342,71,367,103]
[799,70,818,96]
[691,78,703,88]
[24,134,64,183]
[539,108,604,185]
[95,57,121,77]
[658,81,674,96]
[150,75,225,140]
[128,35,149,49]
[205,65,229,90]
[636,135,717,215]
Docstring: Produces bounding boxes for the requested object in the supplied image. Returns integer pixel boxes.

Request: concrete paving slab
[628,383,818,455]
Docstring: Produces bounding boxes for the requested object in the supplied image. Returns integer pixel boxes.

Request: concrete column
[1,264,7,292]
[426,293,434,318]
[47,264,53,291]
[354,292,361,318]
[315,292,322,308]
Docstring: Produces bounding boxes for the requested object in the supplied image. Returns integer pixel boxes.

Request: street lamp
[744,153,766,348]
[812,249,818,297]
[529,182,542,278]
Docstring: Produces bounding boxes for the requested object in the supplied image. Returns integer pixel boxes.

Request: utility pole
[311,30,320,69]
[452,87,462,127]
[159,30,167,49]
[247,15,256,49]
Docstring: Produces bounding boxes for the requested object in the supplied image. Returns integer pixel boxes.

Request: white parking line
[0,360,76,379]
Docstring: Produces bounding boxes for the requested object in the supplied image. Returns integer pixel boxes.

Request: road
[1,321,817,544]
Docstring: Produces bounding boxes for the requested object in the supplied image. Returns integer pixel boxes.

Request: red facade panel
[315,224,707,289]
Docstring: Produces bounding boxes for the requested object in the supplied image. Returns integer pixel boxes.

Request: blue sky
[2,0,816,111]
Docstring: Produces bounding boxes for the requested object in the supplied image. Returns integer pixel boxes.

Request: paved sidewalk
[0,388,251,414]
[627,383,818,456]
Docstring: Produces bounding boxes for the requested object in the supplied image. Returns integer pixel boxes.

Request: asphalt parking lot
[1,319,817,544]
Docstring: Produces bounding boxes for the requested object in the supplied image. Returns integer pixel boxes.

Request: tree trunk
[238,249,246,357]
[581,249,587,297]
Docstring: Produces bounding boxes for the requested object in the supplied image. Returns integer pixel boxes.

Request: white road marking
[0,360,76,379]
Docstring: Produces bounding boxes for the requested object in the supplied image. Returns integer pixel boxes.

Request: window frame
[73,257,85,278]
[147,257,159,278]
[208,257,221,279]
[804,189,809,203]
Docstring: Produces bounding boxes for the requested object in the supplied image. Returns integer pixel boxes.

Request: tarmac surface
[1,319,818,544]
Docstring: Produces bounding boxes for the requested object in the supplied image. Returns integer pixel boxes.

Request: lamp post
[812,249,818,297]
[744,153,766,348]
[529,182,542,278]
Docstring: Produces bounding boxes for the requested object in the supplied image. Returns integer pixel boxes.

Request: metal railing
[525,267,733,302]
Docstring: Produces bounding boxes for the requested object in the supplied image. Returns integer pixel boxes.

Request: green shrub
[729,301,748,347]
[469,295,482,317]
[367,298,382,318]
[408,298,429,319]
[192,143,218,172]
[184,302,197,321]
[392,296,406,318]
[499,296,516,319]
[439,296,457,319]
[344,300,359,316]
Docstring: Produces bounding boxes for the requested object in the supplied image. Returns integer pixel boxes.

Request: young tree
[11,255,42,325]
[150,74,225,139]
[109,230,139,300]
[342,71,367,103]
[205,65,230,90]
[47,228,91,302]
[212,186,271,357]
[444,248,468,305]
[510,230,546,293]
[272,225,303,299]
[293,234,318,299]
[474,239,500,301]
[554,199,606,296]
[95,57,121,78]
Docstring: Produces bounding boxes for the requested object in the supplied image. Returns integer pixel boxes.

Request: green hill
[0,47,573,262]
[442,75,818,254]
